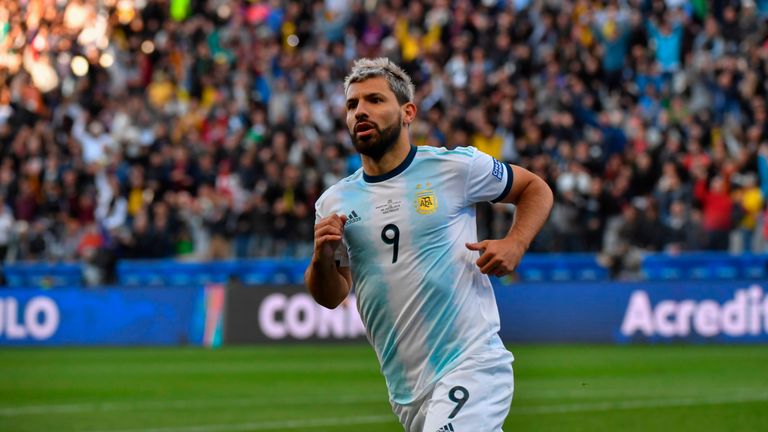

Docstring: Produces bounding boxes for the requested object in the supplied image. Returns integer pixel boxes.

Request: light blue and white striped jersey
[314,145,514,404]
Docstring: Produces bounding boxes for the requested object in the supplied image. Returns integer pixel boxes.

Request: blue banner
[493,279,768,343]
[3,280,766,345]
[0,288,205,346]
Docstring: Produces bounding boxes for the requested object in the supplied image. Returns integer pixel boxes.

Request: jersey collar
[363,145,417,183]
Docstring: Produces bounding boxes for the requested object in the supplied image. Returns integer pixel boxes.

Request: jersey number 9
[381,224,400,264]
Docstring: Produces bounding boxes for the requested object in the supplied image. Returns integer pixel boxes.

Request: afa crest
[415,182,438,215]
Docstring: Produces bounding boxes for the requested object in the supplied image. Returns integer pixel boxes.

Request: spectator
[694,171,733,250]
[663,200,706,253]
[655,160,691,220]
[0,0,765,265]
[645,8,685,74]
[95,173,128,232]
[0,197,13,261]
[590,4,631,91]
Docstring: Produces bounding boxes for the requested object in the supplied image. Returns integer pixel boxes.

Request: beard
[350,117,402,161]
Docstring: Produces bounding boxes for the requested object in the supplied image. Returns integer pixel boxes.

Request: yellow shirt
[741,187,764,229]
[471,133,503,160]
[395,18,441,62]
[147,79,174,109]
[128,188,144,216]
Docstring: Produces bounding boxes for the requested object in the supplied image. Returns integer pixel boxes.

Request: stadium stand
[0,0,767,285]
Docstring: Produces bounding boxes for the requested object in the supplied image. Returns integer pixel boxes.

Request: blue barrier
[118,260,240,286]
[740,254,768,279]
[2,253,766,288]
[516,253,609,282]
[641,252,768,281]
[2,262,83,287]
[114,259,305,287]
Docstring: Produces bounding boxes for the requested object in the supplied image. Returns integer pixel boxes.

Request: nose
[353,102,370,120]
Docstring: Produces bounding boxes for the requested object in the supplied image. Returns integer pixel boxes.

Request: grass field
[2,345,767,432]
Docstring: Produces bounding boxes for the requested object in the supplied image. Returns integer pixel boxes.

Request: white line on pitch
[79,393,768,432]
[0,394,385,417]
[85,414,398,432]
[512,393,768,415]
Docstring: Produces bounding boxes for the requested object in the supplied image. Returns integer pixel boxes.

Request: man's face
[345,77,404,161]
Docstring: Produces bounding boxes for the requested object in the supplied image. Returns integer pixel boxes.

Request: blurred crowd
[1,0,768,280]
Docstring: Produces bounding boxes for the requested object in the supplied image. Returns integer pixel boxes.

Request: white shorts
[391,345,514,432]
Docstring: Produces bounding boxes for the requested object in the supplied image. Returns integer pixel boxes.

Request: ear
[401,102,418,126]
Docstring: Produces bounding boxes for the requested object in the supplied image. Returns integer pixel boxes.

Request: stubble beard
[350,117,402,162]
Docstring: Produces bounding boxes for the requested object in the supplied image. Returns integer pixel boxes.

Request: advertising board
[0,288,203,345]
[224,285,367,344]
[493,279,768,343]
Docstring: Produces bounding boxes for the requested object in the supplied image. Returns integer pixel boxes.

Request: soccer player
[305,58,553,431]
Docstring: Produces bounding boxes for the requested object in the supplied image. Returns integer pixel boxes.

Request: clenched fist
[313,214,348,262]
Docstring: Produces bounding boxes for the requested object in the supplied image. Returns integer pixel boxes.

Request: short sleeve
[314,195,350,267]
[465,148,514,204]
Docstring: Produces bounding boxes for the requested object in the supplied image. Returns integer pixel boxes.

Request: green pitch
[2,345,767,432]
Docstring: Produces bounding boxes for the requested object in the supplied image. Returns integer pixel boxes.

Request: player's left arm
[466,164,553,276]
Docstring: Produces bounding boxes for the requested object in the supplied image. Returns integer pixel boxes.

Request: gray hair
[343,58,415,105]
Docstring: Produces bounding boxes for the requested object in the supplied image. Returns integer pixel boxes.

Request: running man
[305,58,553,431]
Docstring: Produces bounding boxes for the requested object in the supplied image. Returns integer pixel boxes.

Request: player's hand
[465,238,526,277]
[313,214,347,263]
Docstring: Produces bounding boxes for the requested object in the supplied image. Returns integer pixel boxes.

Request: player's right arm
[304,214,353,309]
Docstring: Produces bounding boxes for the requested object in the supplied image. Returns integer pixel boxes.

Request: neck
[360,136,412,177]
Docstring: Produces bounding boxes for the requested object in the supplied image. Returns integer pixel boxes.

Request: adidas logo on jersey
[436,423,455,432]
[345,210,362,225]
